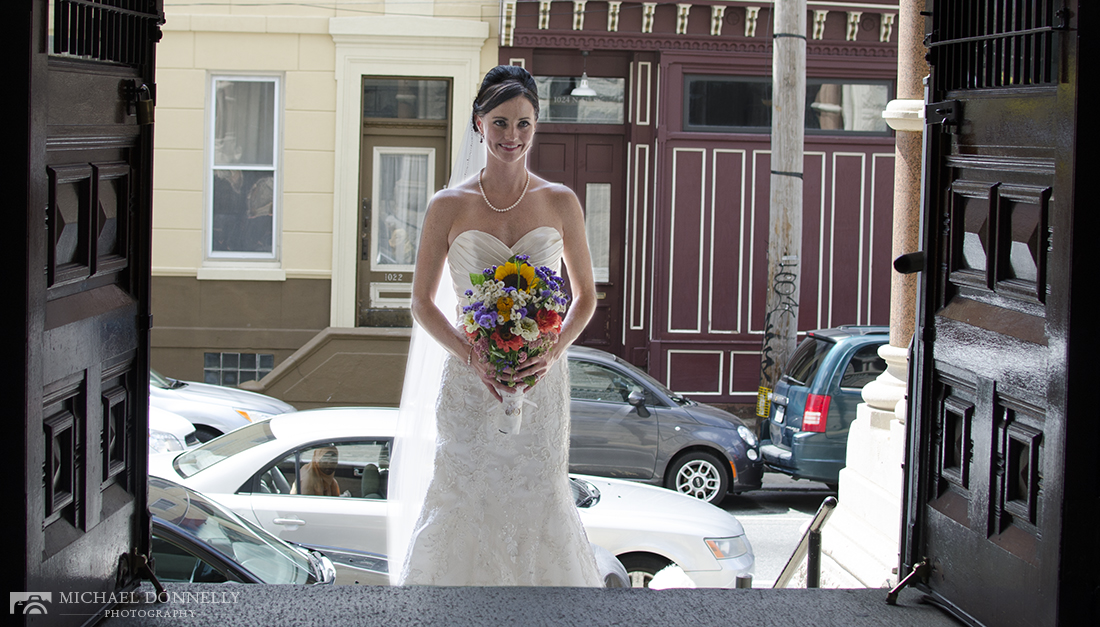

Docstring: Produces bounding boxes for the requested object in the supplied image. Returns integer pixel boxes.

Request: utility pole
[756,0,806,420]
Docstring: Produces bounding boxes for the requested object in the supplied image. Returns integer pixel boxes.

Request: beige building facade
[150,1,496,405]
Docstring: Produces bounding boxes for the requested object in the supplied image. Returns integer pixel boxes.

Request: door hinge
[926,100,961,130]
[117,550,168,603]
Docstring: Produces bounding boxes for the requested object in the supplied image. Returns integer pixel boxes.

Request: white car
[148,407,754,588]
[150,369,296,442]
[148,406,199,454]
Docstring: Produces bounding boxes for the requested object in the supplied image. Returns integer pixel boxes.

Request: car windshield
[149,477,316,584]
[173,420,277,478]
[150,369,183,390]
[783,336,835,386]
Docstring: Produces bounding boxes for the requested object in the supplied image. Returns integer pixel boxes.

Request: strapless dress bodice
[447,226,563,298]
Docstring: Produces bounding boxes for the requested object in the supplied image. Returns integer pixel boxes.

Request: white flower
[462,311,479,334]
[514,317,540,342]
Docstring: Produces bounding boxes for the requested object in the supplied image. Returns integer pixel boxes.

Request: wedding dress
[396,226,602,586]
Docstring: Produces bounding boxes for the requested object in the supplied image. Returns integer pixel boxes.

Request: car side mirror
[627,389,650,417]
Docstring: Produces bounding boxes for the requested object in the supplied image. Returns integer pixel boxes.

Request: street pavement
[720,471,836,588]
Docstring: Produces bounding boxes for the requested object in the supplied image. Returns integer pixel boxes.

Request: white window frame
[204,73,283,264]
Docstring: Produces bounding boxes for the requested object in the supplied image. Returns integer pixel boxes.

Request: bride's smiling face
[477,96,536,165]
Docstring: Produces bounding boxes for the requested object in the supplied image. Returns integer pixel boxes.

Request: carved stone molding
[710,5,725,37]
[881,13,896,43]
[846,12,863,41]
[745,6,760,37]
[512,30,899,58]
[677,4,691,35]
[813,10,828,40]
[642,2,657,33]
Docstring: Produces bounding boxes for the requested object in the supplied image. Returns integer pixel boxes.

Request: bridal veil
[387,120,486,584]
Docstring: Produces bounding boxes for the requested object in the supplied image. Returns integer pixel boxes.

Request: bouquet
[461,254,569,434]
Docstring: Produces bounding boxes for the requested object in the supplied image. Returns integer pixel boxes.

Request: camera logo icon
[10,593,52,615]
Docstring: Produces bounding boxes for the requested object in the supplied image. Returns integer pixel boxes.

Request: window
[363,78,448,120]
[570,361,644,404]
[208,76,280,259]
[684,75,892,134]
[256,441,391,499]
[204,352,275,386]
[840,344,888,389]
[535,76,625,124]
[584,183,611,282]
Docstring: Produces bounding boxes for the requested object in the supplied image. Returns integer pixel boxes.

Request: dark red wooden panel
[668,148,705,332]
[666,349,723,394]
[710,149,745,333]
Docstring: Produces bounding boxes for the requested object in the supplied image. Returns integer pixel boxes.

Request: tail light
[801,394,831,432]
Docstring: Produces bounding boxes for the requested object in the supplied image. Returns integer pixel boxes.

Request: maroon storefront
[501,0,899,407]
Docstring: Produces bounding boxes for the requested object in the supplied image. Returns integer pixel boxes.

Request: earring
[479,133,484,144]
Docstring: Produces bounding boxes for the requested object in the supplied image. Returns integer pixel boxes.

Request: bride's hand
[508,348,560,392]
[467,346,512,402]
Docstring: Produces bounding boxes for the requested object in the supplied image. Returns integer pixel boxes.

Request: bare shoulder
[530,175,583,221]
[425,181,478,226]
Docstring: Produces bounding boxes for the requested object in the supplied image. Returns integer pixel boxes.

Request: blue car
[759,326,888,487]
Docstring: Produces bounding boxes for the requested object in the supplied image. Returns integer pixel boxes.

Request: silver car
[150,369,295,442]
[568,347,764,505]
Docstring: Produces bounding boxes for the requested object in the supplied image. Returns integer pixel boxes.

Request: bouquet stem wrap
[499,388,525,434]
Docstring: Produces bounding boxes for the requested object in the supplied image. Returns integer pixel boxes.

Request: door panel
[357,131,447,326]
[530,132,624,352]
[22,1,161,622]
[904,3,1071,625]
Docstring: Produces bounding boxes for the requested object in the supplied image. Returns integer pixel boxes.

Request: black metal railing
[773,495,838,589]
[52,0,162,66]
[927,0,1066,91]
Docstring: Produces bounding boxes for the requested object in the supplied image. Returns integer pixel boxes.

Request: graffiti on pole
[756,255,799,417]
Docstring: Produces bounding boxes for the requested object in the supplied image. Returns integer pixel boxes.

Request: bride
[388,65,603,586]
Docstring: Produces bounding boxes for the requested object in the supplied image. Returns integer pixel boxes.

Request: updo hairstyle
[471,65,540,133]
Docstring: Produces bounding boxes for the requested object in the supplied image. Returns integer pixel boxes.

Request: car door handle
[272,518,306,526]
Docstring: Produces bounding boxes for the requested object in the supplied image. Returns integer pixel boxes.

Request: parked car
[149,406,200,454]
[150,368,295,442]
[568,347,763,504]
[149,476,340,585]
[148,407,754,588]
[759,326,889,487]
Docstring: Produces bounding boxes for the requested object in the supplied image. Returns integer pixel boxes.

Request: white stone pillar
[817,0,927,589]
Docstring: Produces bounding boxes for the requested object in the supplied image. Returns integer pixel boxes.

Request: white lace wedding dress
[397,226,602,586]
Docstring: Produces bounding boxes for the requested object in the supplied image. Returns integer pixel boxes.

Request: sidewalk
[98,583,962,627]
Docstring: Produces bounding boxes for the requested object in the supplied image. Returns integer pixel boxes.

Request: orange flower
[535,309,562,333]
[491,329,524,352]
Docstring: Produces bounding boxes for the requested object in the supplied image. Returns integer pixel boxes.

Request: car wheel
[194,426,222,443]
[617,554,671,589]
[666,451,729,505]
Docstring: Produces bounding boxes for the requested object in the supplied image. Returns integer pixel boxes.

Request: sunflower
[495,258,539,293]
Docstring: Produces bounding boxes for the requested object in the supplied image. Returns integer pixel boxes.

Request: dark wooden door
[902,2,1076,625]
[530,131,625,353]
[17,2,162,624]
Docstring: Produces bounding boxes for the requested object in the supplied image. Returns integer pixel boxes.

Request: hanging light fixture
[571,51,597,97]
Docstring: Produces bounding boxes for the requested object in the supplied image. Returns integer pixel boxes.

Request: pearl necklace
[478,168,530,213]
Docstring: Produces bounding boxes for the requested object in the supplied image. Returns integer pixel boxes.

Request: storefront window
[684,75,891,134]
[535,77,625,124]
